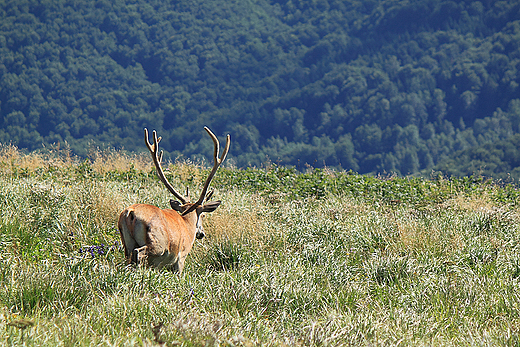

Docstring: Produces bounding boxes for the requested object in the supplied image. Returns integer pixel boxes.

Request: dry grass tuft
[445,193,500,213]
[89,148,151,174]
[394,210,446,255]
[191,191,270,261]
[206,209,264,244]
[0,144,74,173]
[87,182,127,229]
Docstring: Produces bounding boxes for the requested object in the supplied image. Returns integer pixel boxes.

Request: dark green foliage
[1,0,520,177]
[434,133,520,180]
[213,164,520,207]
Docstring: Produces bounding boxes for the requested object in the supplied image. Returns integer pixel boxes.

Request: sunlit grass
[0,146,519,345]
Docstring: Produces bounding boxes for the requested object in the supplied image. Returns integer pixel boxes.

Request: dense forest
[1,0,520,178]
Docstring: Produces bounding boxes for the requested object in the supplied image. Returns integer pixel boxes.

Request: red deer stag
[118,127,230,273]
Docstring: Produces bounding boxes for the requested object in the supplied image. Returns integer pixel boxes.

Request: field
[1,145,520,346]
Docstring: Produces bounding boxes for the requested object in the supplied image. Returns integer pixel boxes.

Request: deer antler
[182,127,230,216]
[144,128,187,205]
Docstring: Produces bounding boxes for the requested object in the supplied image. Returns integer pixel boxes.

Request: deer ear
[170,200,183,212]
[201,201,221,213]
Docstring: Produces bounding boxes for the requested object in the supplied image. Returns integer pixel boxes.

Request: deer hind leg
[175,254,187,274]
[131,245,148,266]
[118,210,137,261]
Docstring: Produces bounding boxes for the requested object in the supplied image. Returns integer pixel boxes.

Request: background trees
[1,0,520,178]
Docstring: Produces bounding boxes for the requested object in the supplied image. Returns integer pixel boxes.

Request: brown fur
[118,203,200,273]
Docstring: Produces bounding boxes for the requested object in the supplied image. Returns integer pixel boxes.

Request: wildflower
[96,244,106,255]
[78,244,106,257]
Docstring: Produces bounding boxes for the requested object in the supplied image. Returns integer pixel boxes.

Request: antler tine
[144,128,187,205]
[182,127,230,216]
[205,127,231,168]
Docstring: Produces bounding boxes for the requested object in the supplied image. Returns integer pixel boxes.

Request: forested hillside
[1,0,520,177]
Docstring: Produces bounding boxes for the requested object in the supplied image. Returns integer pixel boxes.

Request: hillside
[1,148,520,345]
[1,0,520,176]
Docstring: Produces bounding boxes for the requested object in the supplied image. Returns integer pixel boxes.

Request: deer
[118,126,230,273]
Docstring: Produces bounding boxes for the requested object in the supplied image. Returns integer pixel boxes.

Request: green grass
[0,148,520,345]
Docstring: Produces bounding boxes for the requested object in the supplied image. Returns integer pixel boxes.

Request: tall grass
[0,145,519,346]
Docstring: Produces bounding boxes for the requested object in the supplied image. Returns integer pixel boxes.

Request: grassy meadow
[1,145,520,346]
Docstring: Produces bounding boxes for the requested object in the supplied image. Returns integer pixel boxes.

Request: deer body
[118,127,230,273]
[118,204,195,271]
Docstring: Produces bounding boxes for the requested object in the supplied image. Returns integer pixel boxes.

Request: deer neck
[181,209,199,233]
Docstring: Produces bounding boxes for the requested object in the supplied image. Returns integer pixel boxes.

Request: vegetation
[1,0,520,177]
[1,146,520,345]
